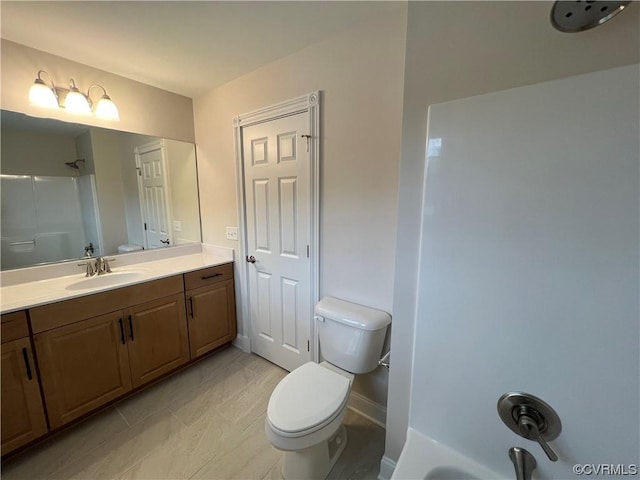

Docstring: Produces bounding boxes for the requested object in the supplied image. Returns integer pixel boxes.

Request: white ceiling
[1,1,402,98]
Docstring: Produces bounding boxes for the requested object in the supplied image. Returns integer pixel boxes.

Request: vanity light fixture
[29,70,120,121]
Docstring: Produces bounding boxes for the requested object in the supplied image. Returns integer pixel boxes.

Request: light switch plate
[226,226,238,241]
[172,220,182,232]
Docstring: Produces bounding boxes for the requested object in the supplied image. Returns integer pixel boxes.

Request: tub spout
[509,447,536,480]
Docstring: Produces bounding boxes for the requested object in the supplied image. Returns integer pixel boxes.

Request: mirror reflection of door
[134,140,173,249]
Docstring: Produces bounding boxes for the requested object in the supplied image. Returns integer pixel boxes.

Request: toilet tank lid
[315,297,391,331]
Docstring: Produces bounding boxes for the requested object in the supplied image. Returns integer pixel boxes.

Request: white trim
[378,456,397,480]
[232,92,319,128]
[232,334,251,353]
[347,391,387,428]
[233,92,320,362]
[87,174,105,257]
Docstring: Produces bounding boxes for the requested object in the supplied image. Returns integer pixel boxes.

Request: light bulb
[95,95,120,121]
[29,79,58,109]
[65,89,91,115]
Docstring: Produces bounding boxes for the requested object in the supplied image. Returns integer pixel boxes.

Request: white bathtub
[391,428,501,480]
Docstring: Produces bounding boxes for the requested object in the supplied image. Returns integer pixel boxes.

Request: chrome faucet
[95,256,114,275]
[509,447,537,480]
[78,256,115,277]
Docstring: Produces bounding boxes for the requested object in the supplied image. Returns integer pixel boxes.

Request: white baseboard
[347,390,387,428]
[378,455,397,480]
[232,334,251,352]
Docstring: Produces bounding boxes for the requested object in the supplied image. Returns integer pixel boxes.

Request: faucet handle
[518,413,558,462]
[77,261,95,277]
[103,258,115,273]
[95,257,116,274]
[498,392,562,464]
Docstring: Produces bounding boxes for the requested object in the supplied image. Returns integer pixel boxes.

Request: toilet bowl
[265,297,391,479]
[266,362,354,478]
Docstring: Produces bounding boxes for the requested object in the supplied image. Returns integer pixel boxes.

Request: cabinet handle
[128,315,134,341]
[189,296,194,318]
[201,273,222,280]
[22,348,33,381]
[119,318,126,344]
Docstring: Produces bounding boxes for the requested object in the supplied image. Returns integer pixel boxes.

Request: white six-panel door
[135,141,173,250]
[243,112,311,372]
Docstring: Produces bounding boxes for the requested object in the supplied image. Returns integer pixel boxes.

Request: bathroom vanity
[0,250,236,456]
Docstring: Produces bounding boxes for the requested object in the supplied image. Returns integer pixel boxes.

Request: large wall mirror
[1,110,202,271]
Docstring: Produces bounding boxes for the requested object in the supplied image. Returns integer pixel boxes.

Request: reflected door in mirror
[135,141,173,249]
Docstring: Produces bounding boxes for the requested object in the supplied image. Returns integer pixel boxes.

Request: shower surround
[1,174,101,269]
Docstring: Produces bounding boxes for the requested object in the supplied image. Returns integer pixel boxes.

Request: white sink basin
[65,271,146,291]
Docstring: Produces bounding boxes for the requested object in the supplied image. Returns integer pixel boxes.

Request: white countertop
[0,244,234,314]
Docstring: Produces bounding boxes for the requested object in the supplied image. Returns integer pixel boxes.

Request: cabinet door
[34,312,132,429]
[125,293,189,388]
[1,338,48,455]
[187,279,237,358]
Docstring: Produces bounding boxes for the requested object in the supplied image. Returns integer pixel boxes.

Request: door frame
[232,92,320,362]
[134,139,174,250]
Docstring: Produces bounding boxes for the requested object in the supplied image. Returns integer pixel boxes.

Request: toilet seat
[267,362,350,437]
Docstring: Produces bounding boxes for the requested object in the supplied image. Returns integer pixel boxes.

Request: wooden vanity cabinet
[184,264,237,359]
[1,311,48,455]
[29,276,188,429]
[2,264,237,447]
[34,311,133,429]
[125,293,189,388]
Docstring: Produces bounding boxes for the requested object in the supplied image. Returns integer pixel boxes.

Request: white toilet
[117,243,144,254]
[265,296,391,479]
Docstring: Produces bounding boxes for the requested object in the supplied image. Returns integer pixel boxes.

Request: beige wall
[89,129,129,255]
[386,0,640,468]
[116,132,157,248]
[165,139,201,245]
[1,128,79,177]
[1,40,195,142]
[193,5,408,406]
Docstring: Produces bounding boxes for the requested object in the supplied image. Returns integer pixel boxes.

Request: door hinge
[144,222,147,231]
[307,340,310,352]
[307,245,309,258]
[301,134,311,152]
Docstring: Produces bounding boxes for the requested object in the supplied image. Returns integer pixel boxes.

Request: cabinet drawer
[30,275,184,334]
[1,311,29,343]
[184,263,233,290]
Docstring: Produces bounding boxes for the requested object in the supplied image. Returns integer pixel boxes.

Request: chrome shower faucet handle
[498,392,562,463]
[516,406,559,462]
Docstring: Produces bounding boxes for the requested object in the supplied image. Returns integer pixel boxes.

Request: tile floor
[2,346,386,480]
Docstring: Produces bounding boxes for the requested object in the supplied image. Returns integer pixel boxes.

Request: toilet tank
[315,297,391,374]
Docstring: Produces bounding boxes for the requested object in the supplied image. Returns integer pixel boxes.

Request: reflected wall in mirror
[1,110,202,270]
